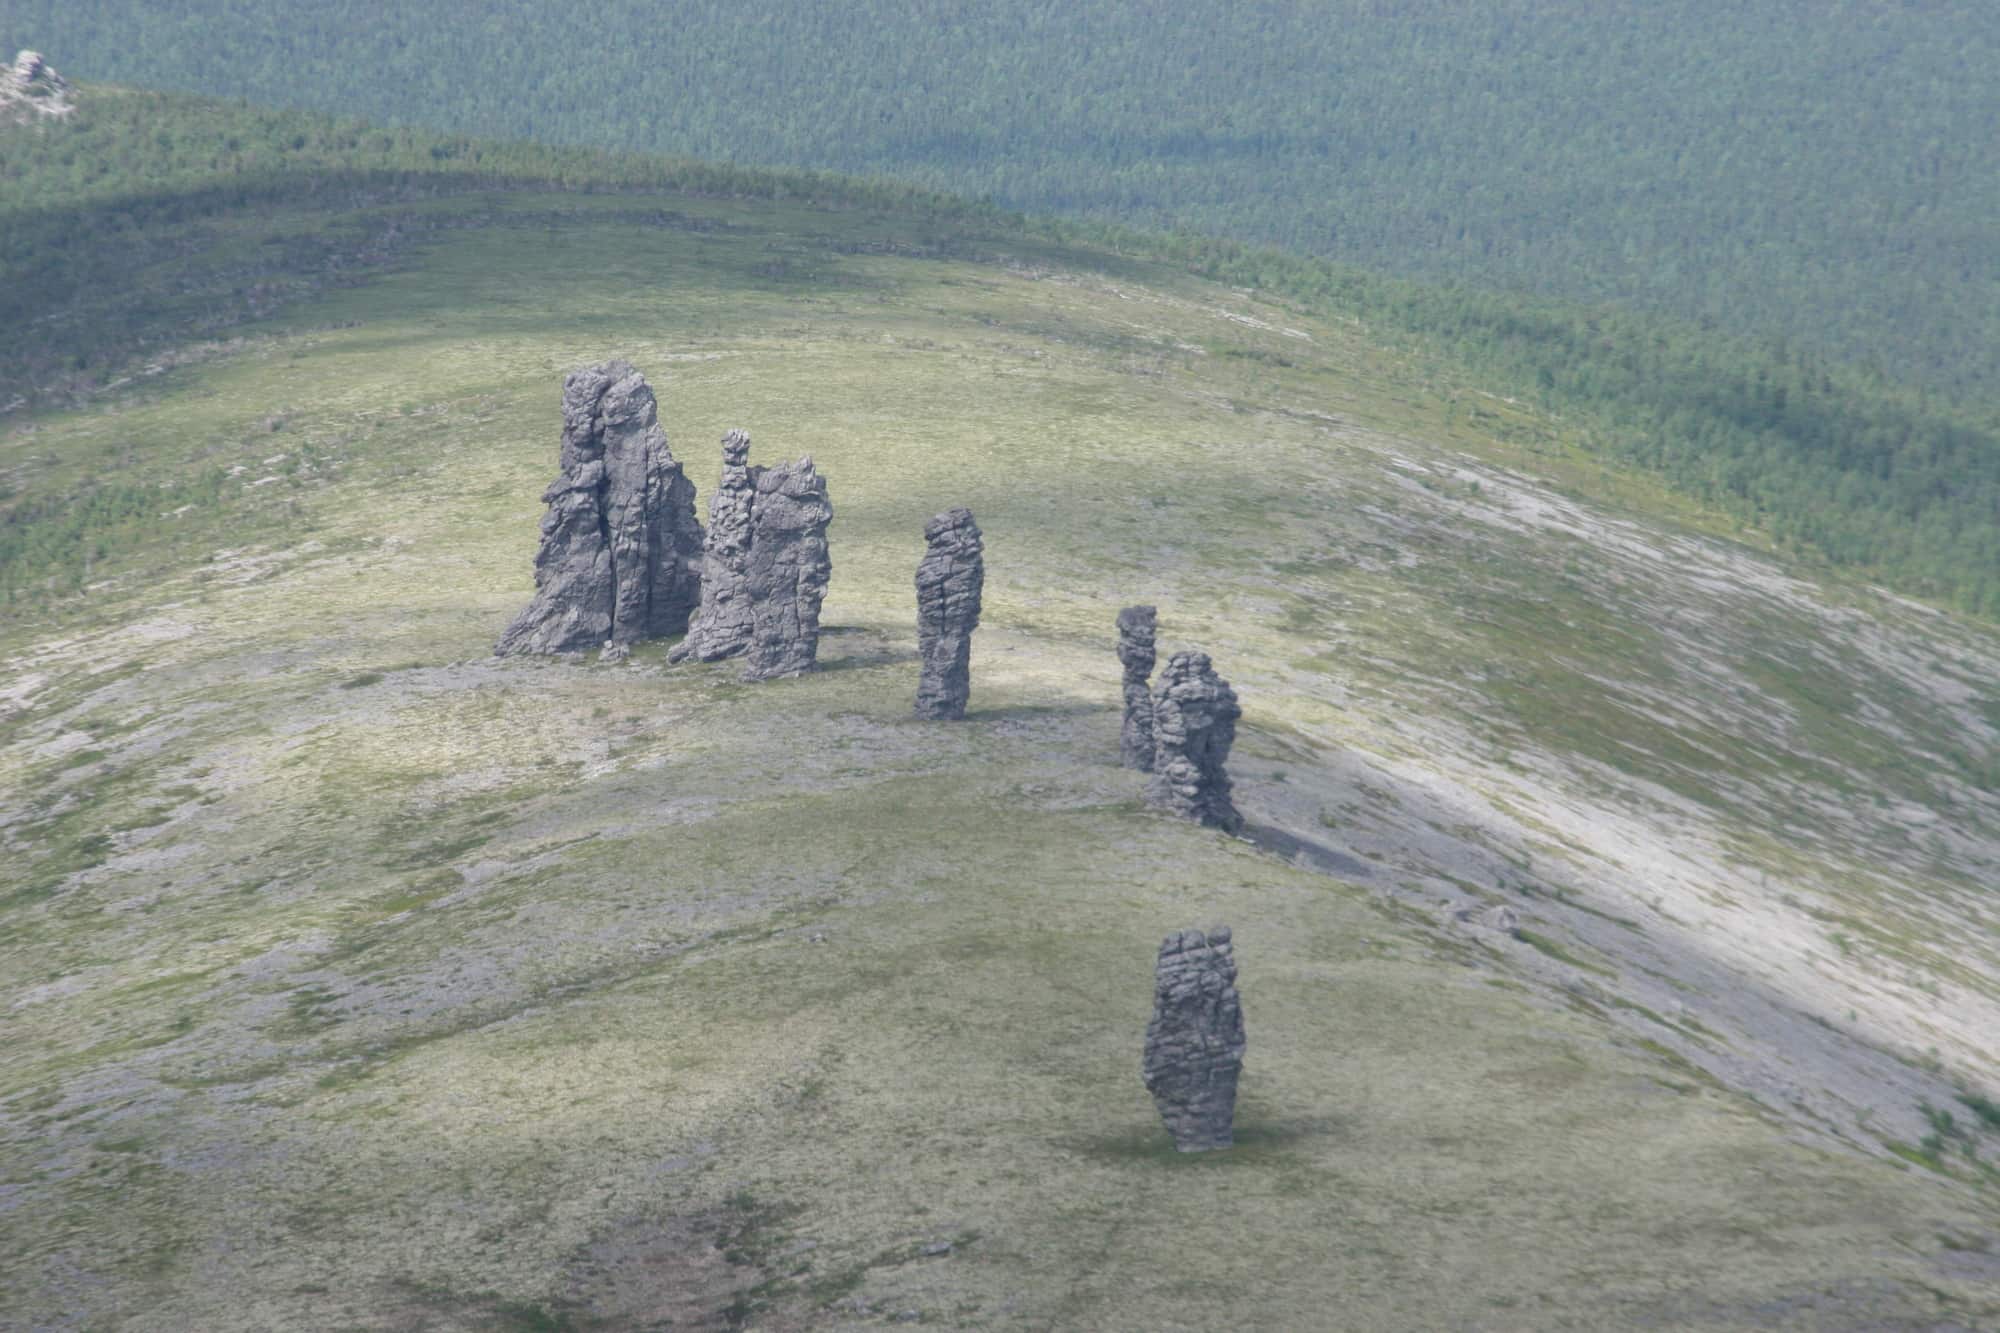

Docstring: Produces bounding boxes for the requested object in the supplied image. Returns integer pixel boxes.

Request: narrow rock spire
[914,508,985,719]
[1142,926,1246,1152]
[1148,650,1243,832]
[1116,605,1158,769]
[740,456,834,681]
[671,429,761,663]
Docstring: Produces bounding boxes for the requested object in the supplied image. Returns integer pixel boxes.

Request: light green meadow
[3,192,1997,1329]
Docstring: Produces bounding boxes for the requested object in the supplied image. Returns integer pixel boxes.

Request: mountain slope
[3,93,1999,1329]
[8,0,1998,403]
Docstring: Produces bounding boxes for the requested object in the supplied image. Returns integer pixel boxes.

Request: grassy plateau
[3,92,2000,1330]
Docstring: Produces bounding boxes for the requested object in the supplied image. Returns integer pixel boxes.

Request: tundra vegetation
[2,88,1999,1328]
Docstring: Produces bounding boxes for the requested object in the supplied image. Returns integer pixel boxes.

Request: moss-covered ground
[4,191,1998,1328]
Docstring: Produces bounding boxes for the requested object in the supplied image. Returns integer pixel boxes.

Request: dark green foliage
[8,1,1997,400]
[4,87,2000,619]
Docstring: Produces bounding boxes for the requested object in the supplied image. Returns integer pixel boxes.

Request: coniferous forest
[9,1,1996,401]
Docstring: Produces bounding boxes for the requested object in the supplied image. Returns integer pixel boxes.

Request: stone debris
[740,456,834,680]
[1142,926,1246,1152]
[1148,650,1243,831]
[2,51,73,119]
[495,361,702,657]
[1116,605,1158,769]
[1450,902,1521,935]
[671,430,760,663]
[914,508,985,719]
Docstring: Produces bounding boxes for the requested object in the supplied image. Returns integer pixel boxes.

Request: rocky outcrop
[671,430,760,663]
[2,51,73,120]
[495,362,702,657]
[1142,926,1246,1152]
[914,508,984,719]
[1116,605,1158,769]
[1148,651,1243,831]
[740,457,834,681]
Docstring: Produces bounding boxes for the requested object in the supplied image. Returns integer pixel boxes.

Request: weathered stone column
[1148,651,1243,832]
[670,430,760,663]
[1116,605,1158,769]
[496,361,701,658]
[914,508,985,719]
[740,457,833,681]
[1142,926,1246,1152]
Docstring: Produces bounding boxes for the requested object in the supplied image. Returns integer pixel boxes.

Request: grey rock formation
[1116,605,1158,769]
[740,457,834,681]
[1148,651,1243,831]
[671,430,760,663]
[494,361,702,657]
[2,51,73,119]
[914,508,985,719]
[1142,926,1246,1152]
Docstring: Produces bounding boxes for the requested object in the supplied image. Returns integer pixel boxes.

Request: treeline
[4,89,1999,619]
[8,0,1997,403]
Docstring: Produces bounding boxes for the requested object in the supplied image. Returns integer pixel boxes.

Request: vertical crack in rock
[495,361,701,657]
[914,508,985,720]
[1142,926,1246,1152]
[1148,650,1243,831]
[671,430,761,663]
[740,457,834,681]
[1116,605,1158,768]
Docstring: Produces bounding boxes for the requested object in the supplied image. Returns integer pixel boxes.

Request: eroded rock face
[671,430,760,663]
[3,51,73,119]
[495,361,701,657]
[1142,926,1246,1152]
[1148,651,1243,831]
[1116,605,1158,769]
[914,508,984,719]
[740,457,834,681]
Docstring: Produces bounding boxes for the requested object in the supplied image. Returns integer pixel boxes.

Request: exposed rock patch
[671,430,760,663]
[1142,926,1246,1152]
[1148,650,1243,831]
[1116,605,1158,769]
[914,508,984,719]
[2,51,72,120]
[494,362,702,657]
[740,457,834,681]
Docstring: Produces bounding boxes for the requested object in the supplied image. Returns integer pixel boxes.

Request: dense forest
[5,89,2000,618]
[6,1,1996,404]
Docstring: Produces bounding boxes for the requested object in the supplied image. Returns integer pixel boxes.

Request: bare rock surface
[671,430,760,663]
[1148,651,1242,831]
[2,51,72,120]
[1116,605,1158,768]
[1142,926,1246,1152]
[495,362,702,657]
[740,457,834,681]
[914,508,984,719]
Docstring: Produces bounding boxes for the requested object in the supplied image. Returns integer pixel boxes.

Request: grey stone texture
[914,508,985,719]
[740,457,834,681]
[495,361,702,657]
[3,51,73,119]
[1142,926,1246,1152]
[1147,650,1243,832]
[1116,605,1158,769]
[671,430,760,663]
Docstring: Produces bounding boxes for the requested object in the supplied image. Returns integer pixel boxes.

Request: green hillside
[3,88,1999,1329]
[9,1,1997,406]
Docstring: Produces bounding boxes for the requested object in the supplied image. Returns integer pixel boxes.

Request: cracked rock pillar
[1148,650,1243,832]
[914,508,984,719]
[1142,926,1246,1152]
[1116,605,1158,769]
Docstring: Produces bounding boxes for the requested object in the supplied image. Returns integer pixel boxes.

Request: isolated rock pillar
[1142,926,1246,1152]
[914,508,985,719]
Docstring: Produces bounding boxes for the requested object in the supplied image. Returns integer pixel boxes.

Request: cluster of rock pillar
[1119,607,1242,832]
[495,362,833,681]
